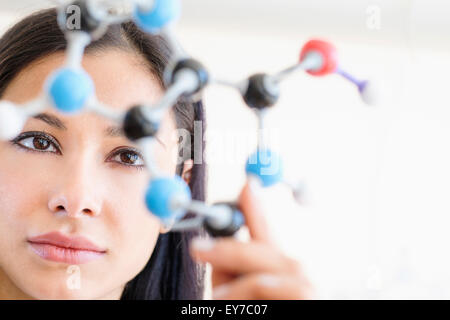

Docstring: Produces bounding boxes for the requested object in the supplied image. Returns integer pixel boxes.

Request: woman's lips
[27,231,107,264]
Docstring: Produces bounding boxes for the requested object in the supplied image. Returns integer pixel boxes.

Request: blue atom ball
[133,0,181,34]
[48,68,94,113]
[245,149,284,187]
[145,175,191,220]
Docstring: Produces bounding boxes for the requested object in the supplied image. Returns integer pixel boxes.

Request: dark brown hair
[0,8,207,299]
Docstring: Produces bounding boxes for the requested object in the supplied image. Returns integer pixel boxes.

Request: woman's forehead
[2,49,164,111]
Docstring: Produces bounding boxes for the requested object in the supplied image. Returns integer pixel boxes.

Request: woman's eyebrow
[106,124,167,149]
[105,125,125,137]
[32,113,67,130]
[32,112,167,148]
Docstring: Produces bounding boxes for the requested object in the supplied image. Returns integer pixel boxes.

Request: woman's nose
[48,195,101,218]
[47,153,103,218]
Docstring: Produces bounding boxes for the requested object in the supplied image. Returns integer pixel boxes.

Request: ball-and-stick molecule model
[0,0,377,238]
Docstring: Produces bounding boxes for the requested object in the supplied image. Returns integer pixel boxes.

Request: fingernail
[248,176,264,194]
[258,274,281,288]
[213,284,229,299]
[191,237,216,251]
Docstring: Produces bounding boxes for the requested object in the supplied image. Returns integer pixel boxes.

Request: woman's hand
[190,180,315,300]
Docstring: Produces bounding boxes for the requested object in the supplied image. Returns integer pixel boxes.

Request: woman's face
[0,49,184,299]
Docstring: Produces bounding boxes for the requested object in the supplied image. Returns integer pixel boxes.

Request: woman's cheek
[0,152,47,239]
[0,155,57,298]
[104,185,162,280]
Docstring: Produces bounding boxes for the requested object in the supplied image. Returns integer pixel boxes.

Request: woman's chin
[20,280,115,300]
[8,262,114,299]
[2,246,130,299]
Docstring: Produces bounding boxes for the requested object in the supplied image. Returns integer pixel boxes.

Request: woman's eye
[15,133,59,153]
[111,149,145,167]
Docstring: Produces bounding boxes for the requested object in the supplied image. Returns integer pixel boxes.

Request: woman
[0,8,312,300]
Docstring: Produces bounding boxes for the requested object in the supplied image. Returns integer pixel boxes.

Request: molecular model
[0,0,376,237]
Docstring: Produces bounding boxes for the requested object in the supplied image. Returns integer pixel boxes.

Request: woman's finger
[238,178,275,245]
[212,273,314,300]
[211,270,236,287]
[190,237,298,275]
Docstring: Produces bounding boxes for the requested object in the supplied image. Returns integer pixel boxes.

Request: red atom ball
[300,39,338,76]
